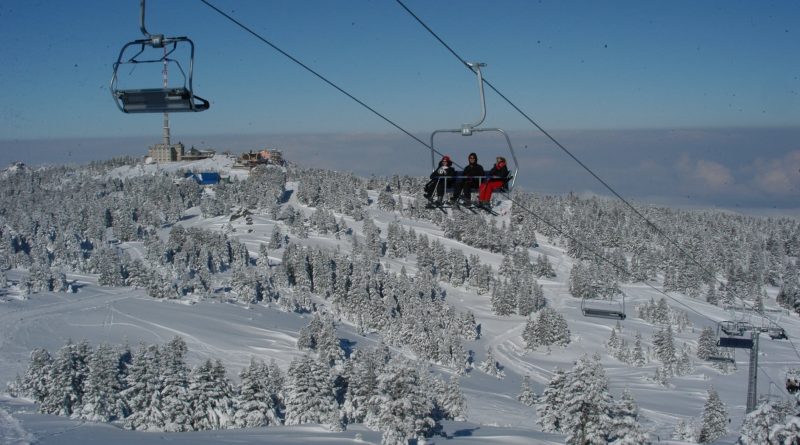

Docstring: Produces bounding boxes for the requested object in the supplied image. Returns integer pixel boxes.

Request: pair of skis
[424,199,497,215]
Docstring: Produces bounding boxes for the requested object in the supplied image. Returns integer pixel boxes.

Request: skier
[478,156,509,207]
[424,155,455,205]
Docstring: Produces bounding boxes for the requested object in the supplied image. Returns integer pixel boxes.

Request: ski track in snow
[0,406,33,445]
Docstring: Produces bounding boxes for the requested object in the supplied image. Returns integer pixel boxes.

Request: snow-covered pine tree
[607,326,624,359]
[534,254,556,278]
[560,355,613,445]
[40,339,91,416]
[537,368,567,433]
[438,375,467,421]
[76,343,127,422]
[377,185,396,211]
[652,325,677,376]
[672,418,695,442]
[188,359,236,430]
[698,387,728,443]
[739,400,785,445]
[696,326,719,361]
[608,389,650,444]
[631,331,647,367]
[522,307,571,351]
[284,355,339,428]
[16,348,53,404]
[160,337,193,431]
[676,343,693,376]
[343,349,383,424]
[490,280,516,316]
[122,343,166,431]
[478,347,505,379]
[517,375,537,407]
[234,358,280,428]
[517,278,545,316]
[368,358,436,445]
[268,226,283,249]
[257,243,271,269]
[770,415,800,444]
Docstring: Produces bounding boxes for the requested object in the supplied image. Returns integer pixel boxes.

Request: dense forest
[2,158,800,444]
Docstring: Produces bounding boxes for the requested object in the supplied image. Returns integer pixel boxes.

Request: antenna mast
[162,45,171,147]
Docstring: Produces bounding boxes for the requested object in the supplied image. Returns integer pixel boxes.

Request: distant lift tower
[717,321,759,413]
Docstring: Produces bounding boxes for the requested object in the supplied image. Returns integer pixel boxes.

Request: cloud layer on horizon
[2,127,798,213]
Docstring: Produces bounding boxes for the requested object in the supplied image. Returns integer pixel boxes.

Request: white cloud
[753,150,800,195]
[677,155,733,192]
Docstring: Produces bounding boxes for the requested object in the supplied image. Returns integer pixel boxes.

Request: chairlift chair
[769,326,788,340]
[580,290,626,320]
[716,321,754,349]
[111,0,210,113]
[429,62,519,200]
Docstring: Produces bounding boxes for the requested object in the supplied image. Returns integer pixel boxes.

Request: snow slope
[1,155,797,444]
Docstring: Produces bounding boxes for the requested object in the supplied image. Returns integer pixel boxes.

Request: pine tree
[478,347,505,379]
[490,280,516,316]
[188,359,236,430]
[770,416,800,444]
[676,343,693,376]
[284,356,339,428]
[18,348,53,404]
[653,325,676,376]
[696,326,719,361]
[537,368,567,433]
[368,359,435,445]
[609,389,650,444]
[698,387,728,443]
[631,331,646,367]
[672,418,695,442]
[160,337,193,431]
[739,400,785,445]
[439,375,467,421]
[76,343,127,422]
[41,340,91,416]
[517,375,537,407]
[343,349,383,425]
[122,343,166,431]
[560,355,613,445]
[234,358,280,428]
[607,326,623,359]
[523,307,571,351]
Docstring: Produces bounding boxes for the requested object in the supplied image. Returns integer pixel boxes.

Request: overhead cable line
[395,0,800,360]
[199,0,434,156]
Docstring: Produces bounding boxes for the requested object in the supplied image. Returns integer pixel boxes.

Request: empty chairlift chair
[111,0,210,113]
[581,291,626,320]
[717,320,754,349]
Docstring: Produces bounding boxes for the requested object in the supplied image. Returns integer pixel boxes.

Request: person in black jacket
[449,152,485,204]
[423,155,455,204]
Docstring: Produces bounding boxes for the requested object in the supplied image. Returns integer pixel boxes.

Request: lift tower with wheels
[717,322,760,413]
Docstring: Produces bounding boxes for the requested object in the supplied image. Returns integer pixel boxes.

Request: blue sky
[1,0,799,211]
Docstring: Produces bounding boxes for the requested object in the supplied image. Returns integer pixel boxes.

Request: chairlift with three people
[428,62,519,205]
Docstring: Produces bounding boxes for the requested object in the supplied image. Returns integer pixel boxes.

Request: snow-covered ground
[1,155,797,444]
